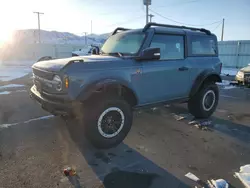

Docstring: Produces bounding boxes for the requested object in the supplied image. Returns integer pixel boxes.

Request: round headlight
[237,71,244,78]
[53,75,62,91]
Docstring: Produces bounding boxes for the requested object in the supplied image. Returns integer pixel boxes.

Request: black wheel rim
[97,107,125,138]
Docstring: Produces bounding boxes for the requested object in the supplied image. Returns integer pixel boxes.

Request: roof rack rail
[112,27,130,35]
[142,22,211,35]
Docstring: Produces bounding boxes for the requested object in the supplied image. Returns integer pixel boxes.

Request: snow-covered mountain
[11,29,109,45]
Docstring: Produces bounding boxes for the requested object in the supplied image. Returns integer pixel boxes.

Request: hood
[82,55,121,62]
[240,65,250,73]
[32,55,121,72]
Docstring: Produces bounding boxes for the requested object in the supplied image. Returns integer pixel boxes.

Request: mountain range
[11,29,109,45]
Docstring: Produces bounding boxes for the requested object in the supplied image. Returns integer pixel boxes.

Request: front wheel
[188,83,219,119]
[83,96,133,149]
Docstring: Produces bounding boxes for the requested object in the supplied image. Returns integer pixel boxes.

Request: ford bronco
[30,23,222,148]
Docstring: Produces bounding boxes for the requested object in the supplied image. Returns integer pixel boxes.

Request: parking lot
[0,76,250,188]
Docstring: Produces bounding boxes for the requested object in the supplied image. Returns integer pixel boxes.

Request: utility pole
[144,0,151,24]
[221,18,225,41]
[149,14,154,22]
[91,20,93,35]
[33,11,44,43]
[83,32,87,45]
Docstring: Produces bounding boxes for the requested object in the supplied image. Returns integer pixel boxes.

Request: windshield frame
[101,31,147,56]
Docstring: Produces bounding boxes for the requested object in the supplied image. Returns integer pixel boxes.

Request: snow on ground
[221,67,240,76]
[0,60,34,67]
[0,84,25,89]
[0,91,11,95]
[0,90,26,95]
[235,164,250,188]
[223,85,237,90]
[216,80,231,86]
[0,61,32,81]
[0,115,54,129]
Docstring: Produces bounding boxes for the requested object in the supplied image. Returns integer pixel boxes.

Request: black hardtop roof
[112,22,215,37]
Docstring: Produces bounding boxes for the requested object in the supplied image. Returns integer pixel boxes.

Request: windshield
[101,32,145,55]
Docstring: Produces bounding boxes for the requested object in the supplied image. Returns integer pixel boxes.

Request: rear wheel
[83,96,133,149]
[188,83,219,119]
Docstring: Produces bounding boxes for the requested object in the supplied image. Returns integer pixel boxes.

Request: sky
[0,0,249,42]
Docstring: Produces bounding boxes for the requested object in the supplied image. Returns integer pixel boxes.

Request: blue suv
[30,23,222,148]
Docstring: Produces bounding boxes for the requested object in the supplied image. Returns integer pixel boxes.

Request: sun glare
[0,29,14,43]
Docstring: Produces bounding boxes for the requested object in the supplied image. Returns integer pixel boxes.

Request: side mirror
[91,46,100,55]
[92,48,97,55]
[136,47,160,61]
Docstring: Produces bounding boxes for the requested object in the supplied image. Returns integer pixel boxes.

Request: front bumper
[30,85,74,116]
[235,74,250,85]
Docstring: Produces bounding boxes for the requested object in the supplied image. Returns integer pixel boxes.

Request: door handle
[178,66,189,71]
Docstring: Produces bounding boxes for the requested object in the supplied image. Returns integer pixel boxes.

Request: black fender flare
[76,78,138,103]
[189,70,222,97]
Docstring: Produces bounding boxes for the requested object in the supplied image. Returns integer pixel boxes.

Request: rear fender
[190,70,222,97]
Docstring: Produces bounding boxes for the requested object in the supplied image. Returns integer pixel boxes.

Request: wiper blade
[107,52,123,57]
[117,52,123,57]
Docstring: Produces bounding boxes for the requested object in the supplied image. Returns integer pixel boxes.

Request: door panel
[141,60,190,104]
[139,34,190,104]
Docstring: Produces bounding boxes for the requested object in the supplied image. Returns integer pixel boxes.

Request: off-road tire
[83,95,133,149]
[188,83,219,119]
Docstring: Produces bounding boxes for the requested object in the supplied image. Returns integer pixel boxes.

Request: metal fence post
[54,45,58,58]
[236,41,240,68]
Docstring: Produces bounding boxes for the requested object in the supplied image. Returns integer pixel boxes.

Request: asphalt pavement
[0,77,250,188]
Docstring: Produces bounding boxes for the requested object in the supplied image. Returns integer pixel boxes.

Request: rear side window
[190,35,217,56]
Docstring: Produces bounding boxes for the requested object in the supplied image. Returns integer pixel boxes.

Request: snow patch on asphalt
[217,80,238,90]
[0,90,27,95]
[223,85,237,90]
[0,84,25,89]
[16,90,27,92]
[0,91,11,95]
[0,65,31,81]
[235,164,250,188]
[217,80,231,86]
[0,115,54,129]
[220,94,239,99]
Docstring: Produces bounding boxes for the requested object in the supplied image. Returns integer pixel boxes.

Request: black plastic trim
[189,70,222,97]
[112,27,130,35]
[143,22,211,35]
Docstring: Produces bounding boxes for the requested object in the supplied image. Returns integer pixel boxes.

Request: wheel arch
[190,70,221,97]
[77,79,138,107]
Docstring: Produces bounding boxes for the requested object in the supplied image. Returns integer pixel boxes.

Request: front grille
[244,73,250,82]
[32,68,55,93]
[32,68,54,80]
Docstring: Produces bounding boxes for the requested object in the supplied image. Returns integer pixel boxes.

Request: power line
[153,0,200,9]
[98,8,142,16]
[105,15,145,28]
[149,8,222,27]
[211,21,223,32]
